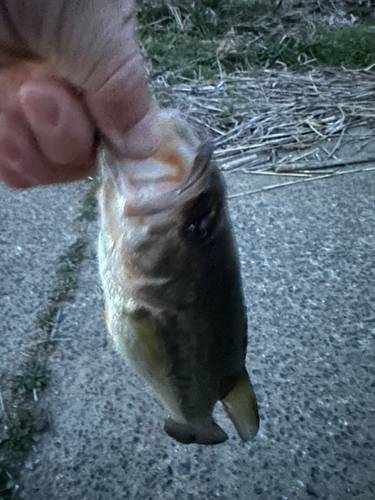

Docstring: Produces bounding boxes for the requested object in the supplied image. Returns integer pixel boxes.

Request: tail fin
[164,417,228,445]
[220,370,259,441]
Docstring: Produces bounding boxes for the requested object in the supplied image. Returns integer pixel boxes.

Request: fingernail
[20,85,60,129]
[107,101,162,159]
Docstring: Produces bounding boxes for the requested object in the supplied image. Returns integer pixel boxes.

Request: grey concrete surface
[1,143,374,499]
[0,182,86,378]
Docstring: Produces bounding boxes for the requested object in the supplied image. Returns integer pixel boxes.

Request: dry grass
[137,0,375,83]
[152,65,375,174]
[139,1,375,175]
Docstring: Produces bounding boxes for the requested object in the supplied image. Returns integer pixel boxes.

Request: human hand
[0,0,160,188]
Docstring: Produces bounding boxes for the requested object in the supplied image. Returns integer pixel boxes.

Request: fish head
[99,109,227,311]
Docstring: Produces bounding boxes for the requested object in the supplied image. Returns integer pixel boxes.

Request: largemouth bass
[98,109,259,445]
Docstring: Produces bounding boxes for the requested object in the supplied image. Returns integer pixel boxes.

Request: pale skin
[0,0,160,188]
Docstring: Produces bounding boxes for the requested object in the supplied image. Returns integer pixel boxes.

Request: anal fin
[220,369,259,441]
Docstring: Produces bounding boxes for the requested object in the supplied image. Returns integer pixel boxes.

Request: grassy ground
[0,180,98,500]
[137,0,375,83]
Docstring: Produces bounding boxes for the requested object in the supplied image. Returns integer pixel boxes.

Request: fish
[97,108,259,445]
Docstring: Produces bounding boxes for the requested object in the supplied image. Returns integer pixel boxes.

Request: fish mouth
[103,139,216,217]
[177,140,214,195]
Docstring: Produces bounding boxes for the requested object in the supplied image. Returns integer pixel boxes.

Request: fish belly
[104,294,228,444]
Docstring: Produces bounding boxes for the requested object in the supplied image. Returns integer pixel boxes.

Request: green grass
[1,184,94,499]
[138,0,282,80]
[0,410,34,499]
[301,26,375,69]
[48,238,87,303]
[0,233,87,498]
[137,1,375,81]
[36,238,87,333]
[12,362,49,399]
[78,181,98,222]
[0,464,18,499]
[36,304,59,334]
[4,410,34,455]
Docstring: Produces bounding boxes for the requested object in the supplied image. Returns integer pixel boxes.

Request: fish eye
[182,191,223,244]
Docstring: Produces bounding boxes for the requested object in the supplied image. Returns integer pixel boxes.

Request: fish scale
[98,108,259,445]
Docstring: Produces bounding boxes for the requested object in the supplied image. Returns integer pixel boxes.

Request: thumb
[82,14,162,159]
[69,3,161,159]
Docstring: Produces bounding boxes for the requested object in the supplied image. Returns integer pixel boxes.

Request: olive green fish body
[98,109,259,444]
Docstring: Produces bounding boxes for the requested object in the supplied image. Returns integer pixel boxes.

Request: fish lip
[104,140,216,218]
[177,140,214,195]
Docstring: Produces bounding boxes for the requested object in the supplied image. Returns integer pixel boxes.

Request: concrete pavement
[0,133,374,500]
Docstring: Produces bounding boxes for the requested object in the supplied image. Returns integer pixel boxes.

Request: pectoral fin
[220,370,259,441]
[128,309,166,375]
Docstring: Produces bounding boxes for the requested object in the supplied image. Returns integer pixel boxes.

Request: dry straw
[152,65,375,179]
